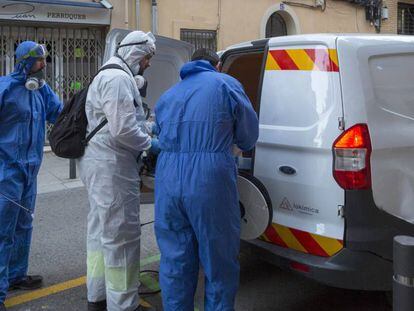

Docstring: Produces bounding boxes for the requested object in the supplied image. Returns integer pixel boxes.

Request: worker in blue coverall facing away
[153,48,259,311]
[0,41,62,311]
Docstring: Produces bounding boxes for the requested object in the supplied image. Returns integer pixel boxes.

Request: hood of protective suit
[180,60,216,80]
[13,41,41,80]
[117,31,156,76]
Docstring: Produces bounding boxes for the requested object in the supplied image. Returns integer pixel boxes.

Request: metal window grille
[0,24,105,142]
[0,24,105,101]
[266,12,287,38]
[180,29,217,51]
[398,3,414,34]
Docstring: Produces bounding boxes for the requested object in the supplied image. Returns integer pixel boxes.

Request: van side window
[369,54,414,120]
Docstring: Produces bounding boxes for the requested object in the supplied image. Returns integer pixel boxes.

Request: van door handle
[279,165,296,175]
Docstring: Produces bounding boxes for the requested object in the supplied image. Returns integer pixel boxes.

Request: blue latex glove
[149,137,161,154]
[152,122,160,136]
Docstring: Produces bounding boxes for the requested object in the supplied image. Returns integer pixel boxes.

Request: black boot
[0,302,6,311]
[87,300,107,311]
[9,275,43,290]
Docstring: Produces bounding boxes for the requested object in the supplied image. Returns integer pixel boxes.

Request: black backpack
[49,64,130,159]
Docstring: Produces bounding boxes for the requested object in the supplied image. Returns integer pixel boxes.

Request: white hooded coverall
[79,31,156,311]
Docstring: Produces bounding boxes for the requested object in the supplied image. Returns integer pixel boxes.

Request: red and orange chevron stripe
[266,48,339,72]
[261,223,343,257]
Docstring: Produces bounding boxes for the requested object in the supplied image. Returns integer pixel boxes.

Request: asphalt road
[5,187,391,311]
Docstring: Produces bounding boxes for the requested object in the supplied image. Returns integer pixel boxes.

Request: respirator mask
[25,69,46,91]
[134,75,148,97]
[115,34,155,98]
[16,44,48,91]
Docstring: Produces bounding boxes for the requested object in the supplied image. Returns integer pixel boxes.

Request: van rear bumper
[242,238,392,291]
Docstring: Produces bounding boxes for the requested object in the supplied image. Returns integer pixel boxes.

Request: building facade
[0,0,413,101]
[125,0,411,50]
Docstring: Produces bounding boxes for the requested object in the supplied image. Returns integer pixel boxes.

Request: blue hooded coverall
[154,60,259,311]
[0,41,62,303]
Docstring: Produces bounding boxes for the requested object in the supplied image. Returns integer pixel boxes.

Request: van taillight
[333,124,372,190]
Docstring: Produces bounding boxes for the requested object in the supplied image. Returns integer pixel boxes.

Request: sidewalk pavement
[38,147,154,202]
[37,147,84,194]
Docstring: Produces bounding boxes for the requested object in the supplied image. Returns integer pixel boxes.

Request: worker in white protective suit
[79,31,159,311]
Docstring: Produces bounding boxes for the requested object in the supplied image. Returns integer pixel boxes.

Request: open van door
[103,29,194,111]
[220,40,273,241]
[104,29,193,192]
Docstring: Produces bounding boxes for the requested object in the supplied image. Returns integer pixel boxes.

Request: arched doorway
[266,12,287,37]
[261,4,300,38]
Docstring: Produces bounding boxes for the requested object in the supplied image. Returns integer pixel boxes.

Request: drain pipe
[135,0,140,29]
[151,0,158,35]
[124,0,129,28]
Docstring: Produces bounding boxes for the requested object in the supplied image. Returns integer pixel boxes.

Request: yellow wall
[289,1,372,33]
[108,0,131,29]
[106,0,397,49]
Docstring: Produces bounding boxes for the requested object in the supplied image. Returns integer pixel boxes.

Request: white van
[222,34,414,291]
[105,30,414,291]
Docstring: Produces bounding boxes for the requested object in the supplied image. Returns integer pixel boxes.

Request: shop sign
[0,0,111,25]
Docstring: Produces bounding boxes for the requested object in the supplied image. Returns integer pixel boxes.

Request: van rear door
[255,36,345,257]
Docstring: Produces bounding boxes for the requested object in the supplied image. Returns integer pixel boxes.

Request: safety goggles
[16,44,48,64]
[116,40,155,58]
[116,40,148,50]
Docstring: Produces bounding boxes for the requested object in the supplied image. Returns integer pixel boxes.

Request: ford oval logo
[279,166,296,175]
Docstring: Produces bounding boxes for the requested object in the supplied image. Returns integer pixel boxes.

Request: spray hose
[0,191,32,213]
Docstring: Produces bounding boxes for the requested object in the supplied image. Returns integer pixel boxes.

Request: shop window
[266,12,287,37]
[398,3,414,34]
[180,29,217,51]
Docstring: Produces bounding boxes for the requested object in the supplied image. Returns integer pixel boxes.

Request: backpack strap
[85,64,139,144]
[97,63,130,77]
[85,119,108,144]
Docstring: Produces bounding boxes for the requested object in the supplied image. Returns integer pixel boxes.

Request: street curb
[43,146,52,153]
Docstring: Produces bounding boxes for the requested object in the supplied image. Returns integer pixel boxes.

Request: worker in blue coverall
[0,41,62,311]
[154,48,259,311]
